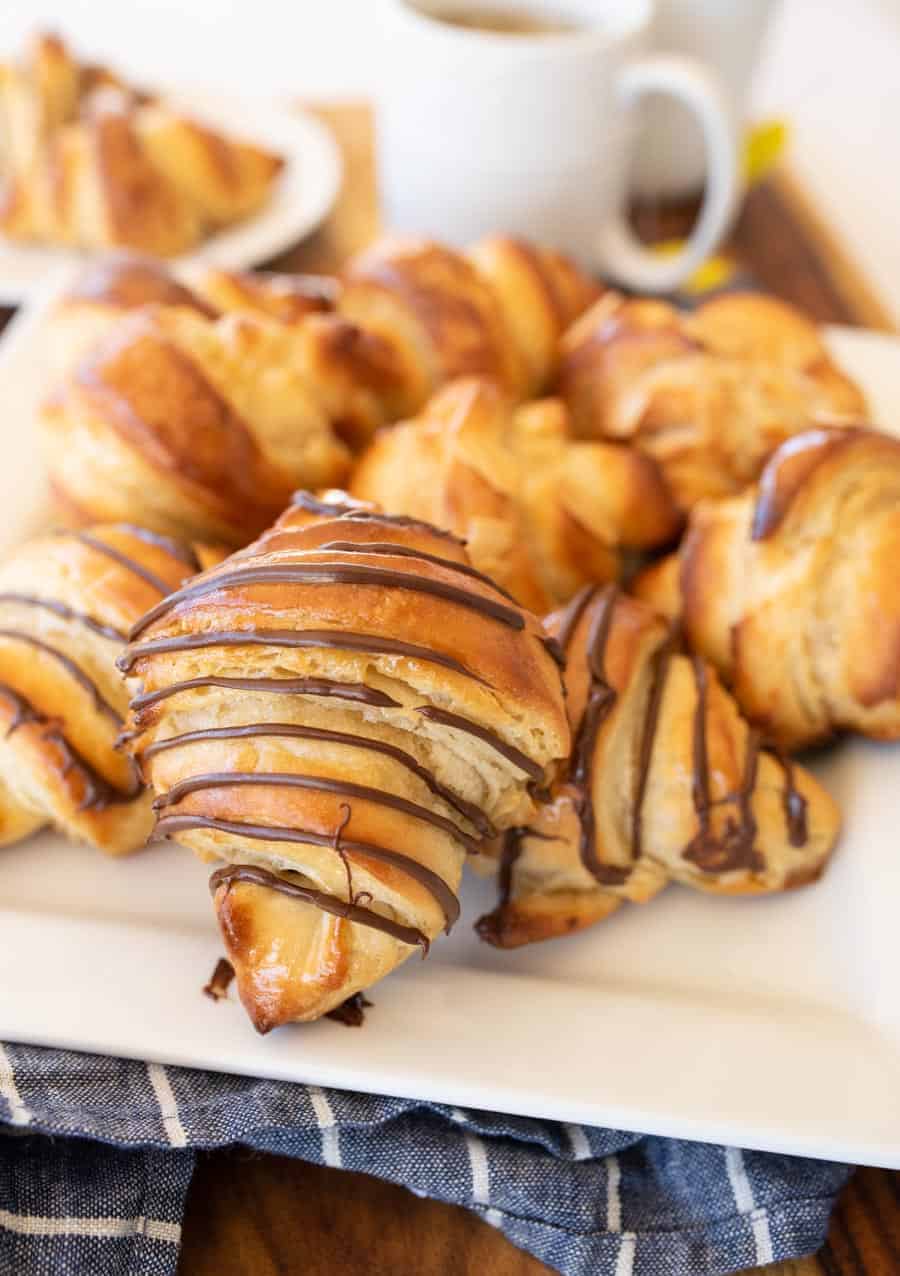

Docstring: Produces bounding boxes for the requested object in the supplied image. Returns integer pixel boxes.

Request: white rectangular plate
[1,289,899,1168]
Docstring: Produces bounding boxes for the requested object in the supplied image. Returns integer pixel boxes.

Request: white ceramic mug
[633,0,777,197]
[375,0,741,291]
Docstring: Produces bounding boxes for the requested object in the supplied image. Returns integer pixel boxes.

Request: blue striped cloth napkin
[0,1041,850,1276]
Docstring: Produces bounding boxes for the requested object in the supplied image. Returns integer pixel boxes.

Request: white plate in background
[0,91,342,306]
[0,304,899,1168]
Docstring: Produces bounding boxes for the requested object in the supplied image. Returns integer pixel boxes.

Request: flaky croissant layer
[122,494,569,1028]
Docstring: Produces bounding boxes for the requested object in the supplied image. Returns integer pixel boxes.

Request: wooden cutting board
[172,102,898,1276]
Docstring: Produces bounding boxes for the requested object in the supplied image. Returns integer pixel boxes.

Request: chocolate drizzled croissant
[558,291,865,512]
[351,377,680,613]
[121,495,569,1028]
[476,586,840,948]
[0,523,220,854]
[635,426,900,750]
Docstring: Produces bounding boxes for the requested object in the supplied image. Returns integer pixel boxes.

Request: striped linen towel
[0,1041,850,1276]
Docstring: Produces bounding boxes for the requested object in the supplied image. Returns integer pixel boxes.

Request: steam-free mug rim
[383,0,655,53]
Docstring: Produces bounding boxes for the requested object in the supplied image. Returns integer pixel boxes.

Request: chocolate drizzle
[678,657,768,874]
[0,629,123,724]
[325,992,372,1026]
[735,730,762,858]
[202,957,235,1001]
[131,674,542,786]
[127,561,526,642]
[631,628,679,863]
[140,722,493,836]
[163,814,460,930]
[774,747,809,847]
[110,524,200,570]
[131,675,401,713]
[0,593,126,643]
[566,586,629,886]
[117,628,484,684]
[681,656,716,867]
[474,825,558,947]
[291,493,467,545]
[152,770,482,853]
[416,705,543,781]
[209,862,430,952]
[554,584,597,654]
[0,682,140,807]
[315,539,518,602]
[67,530,180,596]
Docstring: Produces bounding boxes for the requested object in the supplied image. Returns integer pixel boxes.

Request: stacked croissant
[8,215,897,1032]
[0,32,283,255]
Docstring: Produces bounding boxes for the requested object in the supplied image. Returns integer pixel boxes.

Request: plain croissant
[0,522,220,854]
[634,425,900,750]
[351,377,680,612]
[557,290,866,511]
[337,234,602,420]
[0,31,282,255]
[477,585,840,948]
[40,303,360,545]
[121,493,569,1028]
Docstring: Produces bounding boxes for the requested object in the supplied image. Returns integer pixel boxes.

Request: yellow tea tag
[742,119,789,186]
[649,240,739,295]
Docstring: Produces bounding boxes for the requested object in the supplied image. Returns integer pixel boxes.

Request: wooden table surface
[178,105,898,1276]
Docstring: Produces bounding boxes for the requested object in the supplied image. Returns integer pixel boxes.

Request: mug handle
[596,54,741,293]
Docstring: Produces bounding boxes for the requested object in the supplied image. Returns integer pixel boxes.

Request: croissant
[476,585,840,948]
[0,32,87,174]
[634,426,900,750]
[350,377,680,612]
[120,493,569,1028]
[0,522,219,854]
[135,104,283,227]
[0,32,282,255]
[1,88,207,256]
[337,235,602,420]
[557,291,866,511]
[40,303,355,545]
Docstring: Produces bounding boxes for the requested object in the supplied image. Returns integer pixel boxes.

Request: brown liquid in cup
[432,7,578,35]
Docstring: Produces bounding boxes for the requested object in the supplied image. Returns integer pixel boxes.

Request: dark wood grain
[171,102,895,1275]
[179,1149,551,1276]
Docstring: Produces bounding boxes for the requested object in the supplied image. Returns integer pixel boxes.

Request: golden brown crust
[0,522,220,854]
[350,377,680,612]
[66,254,216,313]
[466,236,602,393]
[660,426,900,748]
[476,587,840,947]
[135,105,283,227]
[338,235,599,419]
[194,268,337,324]
[558,291,867,511]
[340,237,525,416]
[123,497,569,1027]
[40,304,351,546]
